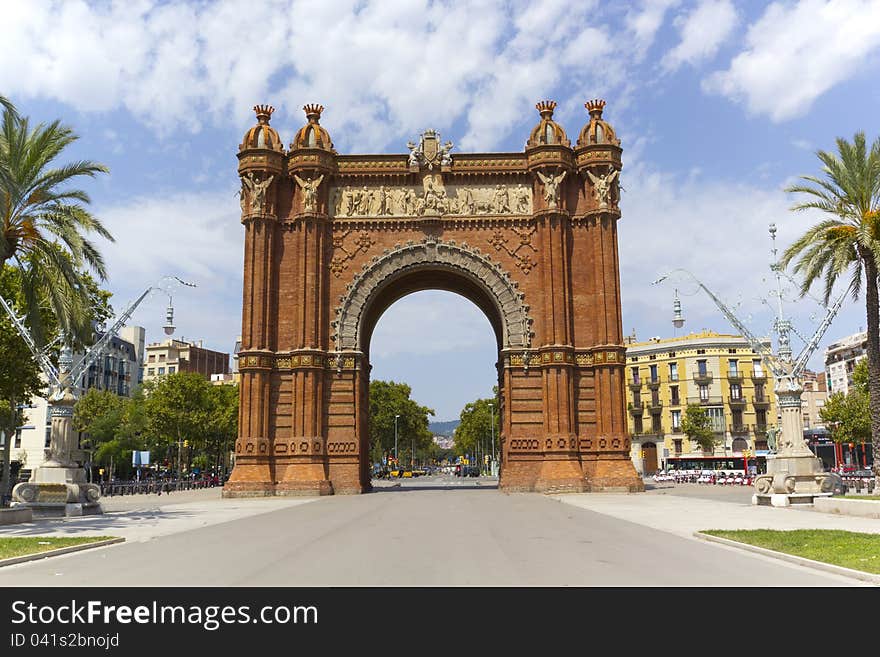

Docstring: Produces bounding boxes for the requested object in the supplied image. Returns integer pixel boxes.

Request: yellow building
[625,331,777,474]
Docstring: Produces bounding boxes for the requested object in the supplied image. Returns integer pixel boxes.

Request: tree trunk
[861,256,880,486]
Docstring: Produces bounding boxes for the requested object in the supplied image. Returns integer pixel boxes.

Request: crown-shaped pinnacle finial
[303,104,324,123]
[536,100,557,118]
[585,99,606,117]
[254,105,274,124]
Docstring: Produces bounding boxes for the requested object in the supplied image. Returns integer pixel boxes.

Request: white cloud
[704,0,880,121]
[0,0,624,152]
[661,0,738,72]
[625,0,680,60]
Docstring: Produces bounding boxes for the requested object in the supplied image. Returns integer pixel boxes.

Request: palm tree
[779,131,880,482]
[0,104,112,344]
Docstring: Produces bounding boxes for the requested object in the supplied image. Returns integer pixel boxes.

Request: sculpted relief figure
[587,169,619,209]
[330,180,535,218]
[492,184,510,213]
[294,173,324,212]
[515,184,530,214]
[242,172,274,214]
[536,170,566,209]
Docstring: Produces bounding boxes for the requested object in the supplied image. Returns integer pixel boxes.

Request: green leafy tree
[682,404,717,453]
[205,383,239,473]
[369,380,434,466]
[453,390,500,459]
[0,270,41,502]
[0,102,112,346]
[779,131,880,481]
[142,372,213,475]
[821,359,871,459]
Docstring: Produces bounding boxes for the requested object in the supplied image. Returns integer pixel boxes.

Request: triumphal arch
[223,99,643,496]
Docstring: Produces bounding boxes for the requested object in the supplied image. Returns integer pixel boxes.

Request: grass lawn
[843,495,880,501]
[701,529,880,575]
[0,536,117,560]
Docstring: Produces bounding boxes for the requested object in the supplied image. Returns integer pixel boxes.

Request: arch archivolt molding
[331,238,534,352]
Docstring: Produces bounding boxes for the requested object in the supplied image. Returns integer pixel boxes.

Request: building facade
[10,327,143,479]
[800,370,827,430]
[143,338,230,382]
[824,330,867,396]
[625,331,777,474]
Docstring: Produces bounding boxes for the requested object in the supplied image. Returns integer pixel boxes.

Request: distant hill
[429,420,460,437]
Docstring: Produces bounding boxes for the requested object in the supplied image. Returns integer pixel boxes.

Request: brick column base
[583,455,645,492]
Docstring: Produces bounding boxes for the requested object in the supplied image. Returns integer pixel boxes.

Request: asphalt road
[0,475,865,586]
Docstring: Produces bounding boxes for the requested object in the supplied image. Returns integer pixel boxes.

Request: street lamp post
[394,414,400,465]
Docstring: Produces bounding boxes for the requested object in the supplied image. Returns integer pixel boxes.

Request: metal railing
[98,478,222,497]
[686,396,723,405]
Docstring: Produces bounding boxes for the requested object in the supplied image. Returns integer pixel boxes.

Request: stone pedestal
[10,388,102,517]
[752,378,841,506]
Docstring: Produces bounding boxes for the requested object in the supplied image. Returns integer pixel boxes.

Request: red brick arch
[224,102,644,496]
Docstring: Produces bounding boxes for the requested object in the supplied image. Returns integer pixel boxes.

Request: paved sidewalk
[552,491,880,538]
[0,489,317,543]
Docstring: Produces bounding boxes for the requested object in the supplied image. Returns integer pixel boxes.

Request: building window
[148,368,155,375]
[728,359,738,376]
[699,384,709,401]
[732,410,743,429]
[148,354,155,363]
[633,390,641,406]
[158,367,165,375]
[634,417,643,434]
[668,351,676,358]
[649,364,658,382]
[755,384,765,402]
[730,383,742,400]
[169,366,175,373]
[631,366,640,385]
[673,439,682,455]
[159,354,166,360]
[728,349,737,354]
[671,409,681,430]
[697,359,708,377]
[652,414,662,432]
[753,359,764,378]
[14,429,22,449]
[706,408,725,433]
[669,362,678,381]
[756,409,767,426]
[670,385,680,406]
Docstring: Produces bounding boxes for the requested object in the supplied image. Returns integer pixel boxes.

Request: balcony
[670,426,682,434]
[753,395,770,407]
[729,424,749,434]
[686,396,723,406]
[628,401,644,415]
[693,371,713,384]
[669,397,681,407]
[647,377,661,389]
[648,399,663,413]
[754,424,769,435]
[727,370,744,382]
[728,395,747,407]
[628,380,642,390]
[751,370,767,381]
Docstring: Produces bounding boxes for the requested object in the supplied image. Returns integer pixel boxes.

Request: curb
[694,532,880,585]
[0,537,125,569]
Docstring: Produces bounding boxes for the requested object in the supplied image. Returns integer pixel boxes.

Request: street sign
[132,451,150,466]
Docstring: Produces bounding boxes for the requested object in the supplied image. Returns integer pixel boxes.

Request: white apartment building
[824,331,867,396]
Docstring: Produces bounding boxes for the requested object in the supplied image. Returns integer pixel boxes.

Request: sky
[2,0,880,420]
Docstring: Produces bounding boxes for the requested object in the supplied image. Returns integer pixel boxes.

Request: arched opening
[359,264,505,490]
[366,289,499,489]
[731,438,748,454]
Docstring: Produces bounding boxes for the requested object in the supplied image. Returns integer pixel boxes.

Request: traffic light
[183,440,189,448]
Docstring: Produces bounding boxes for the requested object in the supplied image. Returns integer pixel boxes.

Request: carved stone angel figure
[587,169,619,209]
[294,173,324,212]
[536,170,566,209]
[242,172,275,214]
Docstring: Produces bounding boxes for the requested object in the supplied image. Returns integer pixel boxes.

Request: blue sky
[3,0,880,419]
